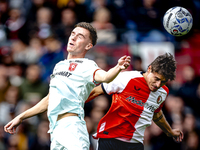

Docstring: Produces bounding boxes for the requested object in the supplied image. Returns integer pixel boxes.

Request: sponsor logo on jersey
[134,86,141,91]
[69,63,78,71]
[126,96,157,112]
[51,71,72,78]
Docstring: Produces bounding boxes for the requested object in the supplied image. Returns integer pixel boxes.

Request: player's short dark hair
[75,22,97,46]
[149,53,177,81]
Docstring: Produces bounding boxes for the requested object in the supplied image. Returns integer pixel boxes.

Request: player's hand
[4,116,22,134]
[118,55,131,70]
[171,129,184,143]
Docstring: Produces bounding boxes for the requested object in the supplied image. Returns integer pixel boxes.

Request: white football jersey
[47,58,99,133]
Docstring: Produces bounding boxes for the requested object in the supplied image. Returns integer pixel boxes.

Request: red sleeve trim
[154,102,164,113]
[162,85,169,95]
[93,69,101,86]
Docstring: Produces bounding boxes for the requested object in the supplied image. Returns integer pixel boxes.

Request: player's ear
[85,43,93,51]
[147,65,152,73]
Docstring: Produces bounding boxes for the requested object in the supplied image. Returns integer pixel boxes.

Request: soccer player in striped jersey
[86,53,184,150]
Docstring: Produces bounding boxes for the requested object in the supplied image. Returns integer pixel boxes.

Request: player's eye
[78,35,83,39]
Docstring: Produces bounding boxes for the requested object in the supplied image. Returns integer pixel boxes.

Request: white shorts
[50,116,89,150]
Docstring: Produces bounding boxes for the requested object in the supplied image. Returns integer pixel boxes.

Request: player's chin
[151,87,158,92]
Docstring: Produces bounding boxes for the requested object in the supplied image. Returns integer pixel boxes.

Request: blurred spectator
[148,121,163,150]
[89,107,105,150]
[183,130,200,150]
[0,46,24,87]
[6,134,21,150]
[19,64,48,105]
[26,0,57,25]
[183,113,197,134]
[95,55,109,71]
[39,35,65,82]
[29,120,50,150]
[0,124,6,150]
[132,55,144,71]
[0,24,7,43]
[5,7,26,40]
[177,65,200,118]
[163,94,186,127]
[6,122,29,150]
[122,0,167,43]
[55,7,78,45]
[85,116,95,150]
[87,95,110,150]
[11,39,39,66]
[0,46,13,66]
[28,36,44,60]
[0,64,10,103]
[91,7,116,44]
[27,7,55,40]
[57,0,88,22]
[0,0,9,24]
[0,85,20,125]
[8,64,24,87]
[92,95,110,113]
[196,83,200,101]
[84,0,107,22]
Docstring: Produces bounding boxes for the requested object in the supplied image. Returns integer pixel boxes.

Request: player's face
[67,27,92,54]
[146,70,168,92]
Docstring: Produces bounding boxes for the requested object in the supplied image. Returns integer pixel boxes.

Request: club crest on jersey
[157,95,162,104]
[69,63,78,71]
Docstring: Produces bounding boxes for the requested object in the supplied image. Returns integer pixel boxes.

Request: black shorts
[97,138,144,150]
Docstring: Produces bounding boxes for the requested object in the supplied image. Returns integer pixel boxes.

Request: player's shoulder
[60,58,96,65]
[161,85,169,94]
[119,70,143,78]
[83,58,98,68]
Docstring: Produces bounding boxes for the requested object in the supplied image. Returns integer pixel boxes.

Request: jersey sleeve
[154,101,165,113]
[84,60,101,85]
[154,85,169,113]
[102,72,130,94]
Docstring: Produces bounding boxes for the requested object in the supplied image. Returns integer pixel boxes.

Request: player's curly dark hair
[149,53,177,81]
[75,22,97,46]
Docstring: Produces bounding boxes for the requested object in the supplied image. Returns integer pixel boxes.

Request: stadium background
[0,0,200,149]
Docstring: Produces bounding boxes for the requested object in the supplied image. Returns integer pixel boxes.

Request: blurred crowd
[0,0,200,150]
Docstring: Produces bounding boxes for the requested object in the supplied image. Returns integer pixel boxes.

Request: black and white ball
[163,6,193,36]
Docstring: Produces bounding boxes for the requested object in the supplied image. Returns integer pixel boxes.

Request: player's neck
[142,72,148,82]
[67,53,85,60]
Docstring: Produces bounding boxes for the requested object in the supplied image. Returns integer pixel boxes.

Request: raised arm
[4,93,49,134]
[153,110,184,143]
[94,55,131,83]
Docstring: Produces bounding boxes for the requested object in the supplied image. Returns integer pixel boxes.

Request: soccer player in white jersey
[4,22,131,150]
[86,53,184,150]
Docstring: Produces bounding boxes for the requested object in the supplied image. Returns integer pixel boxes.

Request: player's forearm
[96,65,121,83]
[104,64,122,83]
[18,94,49,120]
[153,110,173,137]
[85,85,104,103]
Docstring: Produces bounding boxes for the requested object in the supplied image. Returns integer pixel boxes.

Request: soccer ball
[163,6,193,36]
